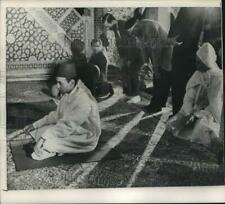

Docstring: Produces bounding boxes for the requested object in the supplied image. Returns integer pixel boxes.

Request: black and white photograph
[0,0,224,202]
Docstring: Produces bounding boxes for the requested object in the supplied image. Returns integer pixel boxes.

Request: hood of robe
[196,42,220,70]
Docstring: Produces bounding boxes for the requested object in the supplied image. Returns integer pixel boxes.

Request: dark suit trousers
[148,68,172,109]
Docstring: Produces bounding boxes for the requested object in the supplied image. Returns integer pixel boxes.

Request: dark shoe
[96,88,114,102]
[142,105,162,114]
[109,85,114,96]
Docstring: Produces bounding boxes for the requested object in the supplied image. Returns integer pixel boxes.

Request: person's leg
[130,65,141,96]
[171,57,196,115]
[148,76,160,105]
[144,68,167,113]
[121,62,130,95]
[149,69,171,108]
[159,70,172,107]
[126,64,142,103]
[171,70,187,115]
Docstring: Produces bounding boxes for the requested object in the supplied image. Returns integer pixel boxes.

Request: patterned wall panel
[60,9,81,33]
[94,8,106,39]
[43,8,67,22]
[6,7,70,64]
[68,21,85,42]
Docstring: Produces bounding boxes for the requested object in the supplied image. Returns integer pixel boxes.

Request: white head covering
[196,42,219,69]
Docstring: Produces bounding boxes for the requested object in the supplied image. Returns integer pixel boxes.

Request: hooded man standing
[167,43,223,154]
[24,61,101,160]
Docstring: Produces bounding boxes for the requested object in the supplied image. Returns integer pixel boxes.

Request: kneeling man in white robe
[24,61,101,160]
[167,42,223,153]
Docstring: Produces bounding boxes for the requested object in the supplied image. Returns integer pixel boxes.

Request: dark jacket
[89,51,107,75]
[73,54,99,97]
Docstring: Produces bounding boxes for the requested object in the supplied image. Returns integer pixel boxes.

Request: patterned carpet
[6,79,224,190]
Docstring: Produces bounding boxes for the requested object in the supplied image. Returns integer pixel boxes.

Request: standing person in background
[124,8,153,93]
[201,7,222,69]
[102,13,145,104]
[169,7,207,114]
[100,33,110,52]
[99,33,110,79]
[131,18,181,114]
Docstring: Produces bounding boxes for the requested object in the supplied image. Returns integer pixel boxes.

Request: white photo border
[0,0,224,203]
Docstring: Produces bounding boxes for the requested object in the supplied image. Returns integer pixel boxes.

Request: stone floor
[5,77,224,190]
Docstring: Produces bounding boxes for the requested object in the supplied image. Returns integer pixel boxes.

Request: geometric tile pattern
[60,9,81,33]
[68,21,85,42]
[6,8,70,63]
[43,8,67,22]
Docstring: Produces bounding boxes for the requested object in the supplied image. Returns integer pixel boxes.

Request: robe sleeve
[180,87,196,116]
[205,73,223,122]
[33,109,58,129]
[180,71,200,116]
[42,98,92,138]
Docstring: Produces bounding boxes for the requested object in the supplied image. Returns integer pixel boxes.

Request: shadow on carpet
[10,139,122,171]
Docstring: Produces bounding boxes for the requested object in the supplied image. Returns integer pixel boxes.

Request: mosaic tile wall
[43,8,67,22]
[6,7,139,70]
[6,8,71,64]
[94,8,108,38]
[68,21,85,42]
[6,7,90,71]
[60,9,81,33]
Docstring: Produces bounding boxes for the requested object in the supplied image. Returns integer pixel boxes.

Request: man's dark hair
[133,8,144,20]
[102,13,116,23]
